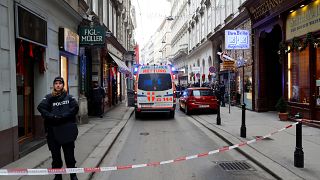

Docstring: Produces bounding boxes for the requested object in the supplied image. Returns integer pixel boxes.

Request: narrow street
[91,109,274,180]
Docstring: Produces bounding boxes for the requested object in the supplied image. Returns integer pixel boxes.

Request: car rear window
[192,89,214,96]
[138,73,172,91]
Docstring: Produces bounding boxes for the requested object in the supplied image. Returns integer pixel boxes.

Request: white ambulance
[133,64,177,118]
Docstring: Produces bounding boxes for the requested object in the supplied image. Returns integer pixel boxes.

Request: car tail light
[211,96,217,101]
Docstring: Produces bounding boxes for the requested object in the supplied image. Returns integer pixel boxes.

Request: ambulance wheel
[169,110,175,118]
[135,111,140,119]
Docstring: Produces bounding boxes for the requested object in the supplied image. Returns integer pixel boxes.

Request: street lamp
[166,16,174,21]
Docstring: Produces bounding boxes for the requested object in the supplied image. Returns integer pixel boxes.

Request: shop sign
[286,1,320,40]
[221,61,235,71]
[225,30,250,49]
[249,0,284,23]
[59,28,79,55]
[79,26,105,45]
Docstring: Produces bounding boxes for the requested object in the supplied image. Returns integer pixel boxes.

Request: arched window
[208,56,212,67]
[202,59,205,74]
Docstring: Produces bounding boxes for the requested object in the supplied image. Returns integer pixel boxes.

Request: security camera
[87,15,95,21]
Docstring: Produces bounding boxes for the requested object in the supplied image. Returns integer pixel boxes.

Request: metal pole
[216,99,221,125]
[228,70,231,114]
[240,65,246,138]
[294,122,304,168]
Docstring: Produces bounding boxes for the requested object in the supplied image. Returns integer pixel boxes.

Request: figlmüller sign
[225,30,250,50]
[79,26,106,45]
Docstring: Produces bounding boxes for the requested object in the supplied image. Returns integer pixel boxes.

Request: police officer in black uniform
[37,77,79,180]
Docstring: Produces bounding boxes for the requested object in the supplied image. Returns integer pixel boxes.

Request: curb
[78,107,134,180]
[192,115,303,180]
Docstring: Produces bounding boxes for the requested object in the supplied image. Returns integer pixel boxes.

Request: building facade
[79,0,135,114]
[0,0,135,167]
[243,0,320,122]
[0,0,82,167]
[170,0,189,85]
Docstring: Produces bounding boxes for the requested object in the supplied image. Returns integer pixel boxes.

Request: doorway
[16,40,35,142]
[261,25,283,110]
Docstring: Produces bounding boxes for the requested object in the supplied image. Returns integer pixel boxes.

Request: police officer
[37,77,79,180]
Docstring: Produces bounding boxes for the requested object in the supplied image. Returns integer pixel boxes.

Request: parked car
[179,87,218,115]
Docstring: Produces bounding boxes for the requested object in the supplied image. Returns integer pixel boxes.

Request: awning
[108,53,131,74]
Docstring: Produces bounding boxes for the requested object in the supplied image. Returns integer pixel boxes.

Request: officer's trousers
[47,136,76,168]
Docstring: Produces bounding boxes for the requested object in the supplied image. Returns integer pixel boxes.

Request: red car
[179,87,218,115]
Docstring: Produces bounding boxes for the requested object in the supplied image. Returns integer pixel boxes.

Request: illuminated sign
[286,1,320,40]
[59,28,79,55]
[225,30,250,49]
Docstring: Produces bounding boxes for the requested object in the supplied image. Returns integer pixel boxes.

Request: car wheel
[185,105,191,115]
[179,103,184,111]
[169,110,175,118]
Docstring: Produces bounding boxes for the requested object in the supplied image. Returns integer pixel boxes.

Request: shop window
[316,48,320,106]
[60,56,68,92]
[288,47,310,104]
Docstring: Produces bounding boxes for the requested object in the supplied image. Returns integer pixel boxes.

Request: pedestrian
[112,78,117,105]
[37,77,79,180]
[91,81,105,118]
[219,82,226,107]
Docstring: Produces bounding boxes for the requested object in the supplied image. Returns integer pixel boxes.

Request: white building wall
[0,0,17,131]
[28,0,81,116]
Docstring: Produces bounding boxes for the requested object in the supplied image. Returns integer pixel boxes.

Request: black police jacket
[37,92,79,130]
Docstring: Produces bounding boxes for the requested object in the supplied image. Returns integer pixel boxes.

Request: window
[226,0,232,17]
[138,74,172,91]
[109,1,113,29]
[207,7,212,34]
[201,16,205,39]
[92,0,98,15]
[288,47,310,104]
[192,89,214,96]
[103,0,108,26]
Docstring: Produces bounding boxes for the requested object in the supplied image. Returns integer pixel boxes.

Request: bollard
[216,100,221,125]
[240,103,246,138]
[294,113,304,168]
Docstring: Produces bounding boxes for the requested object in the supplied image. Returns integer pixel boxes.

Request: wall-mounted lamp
[166,16,174,21]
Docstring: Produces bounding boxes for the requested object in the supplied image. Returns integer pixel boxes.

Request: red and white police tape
[0,121,301,176]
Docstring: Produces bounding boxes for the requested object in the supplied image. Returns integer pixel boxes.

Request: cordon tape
[0,121,303,176]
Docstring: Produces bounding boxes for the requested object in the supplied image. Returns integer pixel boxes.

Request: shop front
[105,42,131,107]
[283,0,320,121]
[58,28,80,94]
[242,0,303,112]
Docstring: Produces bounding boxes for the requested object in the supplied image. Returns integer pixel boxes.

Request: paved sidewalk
[193,105,320,180]
[1,102,134,180]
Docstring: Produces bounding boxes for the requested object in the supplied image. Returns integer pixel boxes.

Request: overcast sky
[132,0,171,48]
